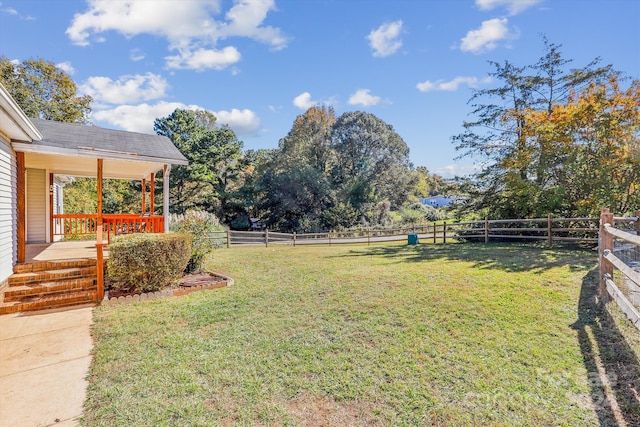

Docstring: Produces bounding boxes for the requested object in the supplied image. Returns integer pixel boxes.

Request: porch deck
[25,240,109,262]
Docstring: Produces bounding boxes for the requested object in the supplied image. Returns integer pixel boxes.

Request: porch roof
[12,119,188,179]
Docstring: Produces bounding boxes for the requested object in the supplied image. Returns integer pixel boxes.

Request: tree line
[154,106,449,232]
[2,38,638,231]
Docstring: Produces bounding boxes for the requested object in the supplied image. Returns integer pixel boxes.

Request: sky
[0,0,638,178]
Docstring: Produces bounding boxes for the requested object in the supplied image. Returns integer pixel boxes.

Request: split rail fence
[206,215,601,248]
[599,209,640,331]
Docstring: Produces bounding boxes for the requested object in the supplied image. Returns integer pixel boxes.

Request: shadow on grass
[572,268,640,426]
[339,242,596,273]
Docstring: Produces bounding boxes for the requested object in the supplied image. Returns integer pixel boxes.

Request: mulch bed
[106,272,226,299]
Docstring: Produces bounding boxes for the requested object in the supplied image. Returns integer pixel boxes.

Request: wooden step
[13,258,97,274]
[0,290,98,315]
[3,278,96,302]
[8,267,97,287]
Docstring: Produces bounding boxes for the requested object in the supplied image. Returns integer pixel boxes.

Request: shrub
[170,210,224,273]
[107,233,191,293]
[399,202,446,224]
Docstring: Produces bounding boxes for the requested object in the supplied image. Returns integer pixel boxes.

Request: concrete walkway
[0,305,93,427]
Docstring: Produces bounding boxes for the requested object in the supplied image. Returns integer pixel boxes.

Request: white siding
[26,168,46,243]
[0,137,16,282]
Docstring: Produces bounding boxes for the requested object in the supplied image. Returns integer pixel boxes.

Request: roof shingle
[29,119,188,164]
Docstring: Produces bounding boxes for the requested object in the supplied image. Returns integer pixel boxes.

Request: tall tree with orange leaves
[451,38,632,218]
[515,75,640,215]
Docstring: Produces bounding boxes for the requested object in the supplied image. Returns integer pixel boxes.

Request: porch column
[141,178,146,214]
[96,159,104,300]
[97,159,103,238]
[149,173,155,214]
[17,152,25,263]
[163,164,171,233]
[49,173,54,242]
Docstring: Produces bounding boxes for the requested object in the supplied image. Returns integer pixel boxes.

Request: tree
[231,149,275,228]
[257,107,337,231]
[0,57,91,123]
[453,38,616,218]
[154,109,244,215]
[242,109,414,231]
[408,166,450,200]
[330,111,413,221]
[260,165,333,232]
[517,75,640,215]
[277,106,336,172]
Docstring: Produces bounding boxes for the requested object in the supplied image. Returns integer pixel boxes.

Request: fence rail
[599,209,640,331]
[207,215,602,248]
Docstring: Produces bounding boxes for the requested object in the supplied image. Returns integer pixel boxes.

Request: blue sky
[1,0,638,178]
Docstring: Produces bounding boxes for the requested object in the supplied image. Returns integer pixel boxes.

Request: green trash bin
[408,233,419,245]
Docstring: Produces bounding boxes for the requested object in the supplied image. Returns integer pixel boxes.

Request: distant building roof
[29,118,188,165]
[418,195,453,207]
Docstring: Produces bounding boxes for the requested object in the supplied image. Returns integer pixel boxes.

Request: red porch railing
[53,213,165,243]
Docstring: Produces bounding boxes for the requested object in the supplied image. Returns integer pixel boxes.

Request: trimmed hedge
[107,233,191,293]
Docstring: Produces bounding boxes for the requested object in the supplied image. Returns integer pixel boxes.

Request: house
[418,195,454,208]
[0,83,188,308]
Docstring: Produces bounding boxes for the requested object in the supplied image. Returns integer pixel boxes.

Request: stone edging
[101,272,234,305]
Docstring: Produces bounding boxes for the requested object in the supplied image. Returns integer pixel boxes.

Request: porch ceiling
[23,151,164,179]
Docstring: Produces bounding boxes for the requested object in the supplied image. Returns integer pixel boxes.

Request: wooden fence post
[265,229,269,247]
[226,229,231,248]
[367,229,371,246]
[547,214,553,248]
[443,222,447,244]
[635,210,640,235]
[484,217,489,244]
[293,232,296,247]
[433,222,437,244]
[599,208,614,300]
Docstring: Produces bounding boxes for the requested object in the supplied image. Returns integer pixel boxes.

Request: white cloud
[92,101,198,134]
[92,101,260,137]
[66,0,288,71]
[1,4,34,20]
[66,0,221,46]
[56,61,75,75]
[367,20,403,57]
[219,0,288,50]
[348,89,381,106]
[293,92,317,110]
[80,73,170,104]
[476,0,544,15]
[460,18,514,54]
[165,46,241,71]
[416,76,492,92]
[129,48,145,62]
[214,108,260,136]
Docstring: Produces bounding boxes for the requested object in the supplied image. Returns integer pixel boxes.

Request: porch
[0,85,189,314]
[25,240,109,262]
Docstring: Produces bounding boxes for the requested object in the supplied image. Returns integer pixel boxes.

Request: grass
[83,241,640,426]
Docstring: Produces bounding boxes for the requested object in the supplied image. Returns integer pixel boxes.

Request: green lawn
[83,242,640,426]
